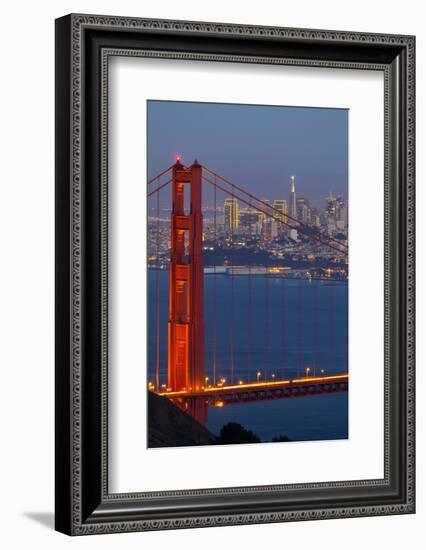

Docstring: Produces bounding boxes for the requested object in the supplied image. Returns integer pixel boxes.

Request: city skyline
[149,174,347,218]
[219,175,348,237]
[147,100,348,210]
[147,102,349,448]
[148,163,348,276]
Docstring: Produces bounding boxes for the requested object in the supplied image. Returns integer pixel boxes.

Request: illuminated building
[273,199,288,225]
[258,199,274,240]
[263,217,272,241]
[238,209,262,234]
[296,197,311,224]
[336,195,348,227]
[326,193,337,220]
[289,176,297,220]
[224,198,239,231]
[326,193,348,233]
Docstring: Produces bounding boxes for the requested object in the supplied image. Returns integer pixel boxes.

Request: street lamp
[257,371,261,382]
[306,367,310,378]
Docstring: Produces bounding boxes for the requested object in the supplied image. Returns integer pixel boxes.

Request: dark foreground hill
[148,392,217,448]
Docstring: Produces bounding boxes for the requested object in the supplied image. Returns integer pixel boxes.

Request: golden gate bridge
[148,158,348,423]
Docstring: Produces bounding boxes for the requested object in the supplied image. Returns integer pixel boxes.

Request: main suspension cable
[202,175,347,257]
[147,165,174,185]
[202,165,348,251]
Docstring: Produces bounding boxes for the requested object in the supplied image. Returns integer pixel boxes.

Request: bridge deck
[156,374,348,406]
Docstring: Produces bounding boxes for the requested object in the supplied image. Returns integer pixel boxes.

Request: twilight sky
[147,100,348,210]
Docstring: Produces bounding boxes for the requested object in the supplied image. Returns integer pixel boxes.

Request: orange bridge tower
[167,159,205,394]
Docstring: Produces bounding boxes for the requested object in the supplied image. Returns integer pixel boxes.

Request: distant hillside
[148,392,217,448]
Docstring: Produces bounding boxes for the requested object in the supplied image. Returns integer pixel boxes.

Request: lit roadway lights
[151,373,349,399]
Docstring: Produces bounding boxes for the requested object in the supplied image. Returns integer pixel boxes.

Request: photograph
[52,11,415,537]
[147,100,349,448]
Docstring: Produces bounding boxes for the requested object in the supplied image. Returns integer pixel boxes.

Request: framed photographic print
[55,14,415,535]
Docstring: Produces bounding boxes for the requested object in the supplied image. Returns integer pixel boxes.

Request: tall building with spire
[289,175,297,221]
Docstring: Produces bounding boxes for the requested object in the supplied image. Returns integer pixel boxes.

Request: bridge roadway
[157,373,349,407]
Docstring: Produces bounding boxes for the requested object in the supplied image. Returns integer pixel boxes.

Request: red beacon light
[175,155,181,164]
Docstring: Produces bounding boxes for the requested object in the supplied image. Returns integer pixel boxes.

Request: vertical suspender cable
[212,178,217,386]
[155,177,161,391]
[280,271,285,381]
[344,282,348,374]
[229,182,235,385]
[264,254,269,381]
[297,277,303,378]
[313,276,318,377]
[328,280,334,373]
[248,197,252,382]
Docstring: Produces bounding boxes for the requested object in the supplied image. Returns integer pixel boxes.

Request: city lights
[148,171,348,280]
[147,159,348,428]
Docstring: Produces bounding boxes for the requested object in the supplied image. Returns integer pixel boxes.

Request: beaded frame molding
[55,14,415,535]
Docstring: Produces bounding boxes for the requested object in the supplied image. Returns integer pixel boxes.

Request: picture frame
[55,13,415,535]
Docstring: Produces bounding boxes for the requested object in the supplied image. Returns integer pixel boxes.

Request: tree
[217,422,261,444]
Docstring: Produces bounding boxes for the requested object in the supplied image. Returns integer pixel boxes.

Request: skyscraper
[273,199,288,225]
[296,197,311,224]
[289,176,297,221]
[224,198,239,231]
[238,209,262,234]
[325,193,337,220]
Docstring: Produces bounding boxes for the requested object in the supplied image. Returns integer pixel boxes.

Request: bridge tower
[168,159,205,394]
